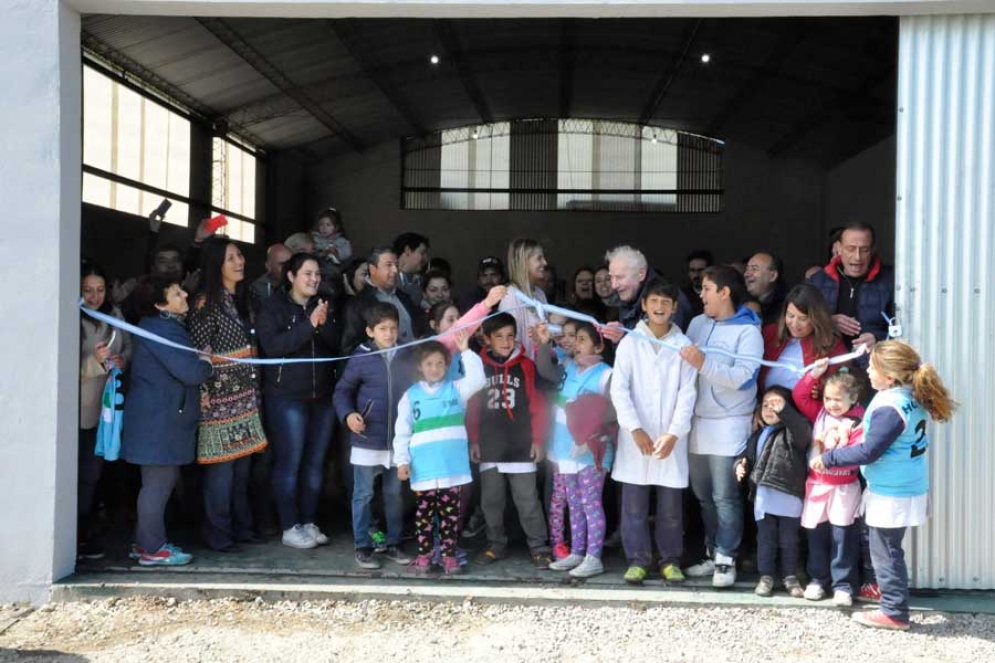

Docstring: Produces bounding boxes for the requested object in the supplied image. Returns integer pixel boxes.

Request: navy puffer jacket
[333,344,416,451]
[808,255,895,343]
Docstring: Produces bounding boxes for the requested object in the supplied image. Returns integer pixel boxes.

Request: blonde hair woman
[498,238,548,358]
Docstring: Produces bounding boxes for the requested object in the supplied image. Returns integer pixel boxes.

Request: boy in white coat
[611,280,698,585]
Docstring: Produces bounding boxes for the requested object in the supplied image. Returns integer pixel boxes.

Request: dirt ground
[3,597,995,663]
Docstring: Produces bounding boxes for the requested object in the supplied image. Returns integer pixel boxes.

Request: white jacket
[610,321,698,488]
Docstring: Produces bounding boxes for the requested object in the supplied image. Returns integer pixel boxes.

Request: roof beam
[433,19,493,125]
[638,18,703,125]
[327,19,427,137]
[196,17,366,153]
[559,19,578,119]
[705,28,807,138]
[766,65,895,157]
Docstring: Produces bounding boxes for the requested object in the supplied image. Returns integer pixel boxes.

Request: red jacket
[759,324,849,391]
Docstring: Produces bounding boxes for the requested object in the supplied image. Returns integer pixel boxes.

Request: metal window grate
[402,118,723,212]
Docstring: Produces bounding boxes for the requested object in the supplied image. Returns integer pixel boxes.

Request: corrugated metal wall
[896,13,995,589]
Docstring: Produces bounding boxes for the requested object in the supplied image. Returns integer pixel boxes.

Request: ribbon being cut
[78,298,867,373]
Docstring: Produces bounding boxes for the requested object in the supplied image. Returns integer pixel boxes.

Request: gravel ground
[2,597,995,662]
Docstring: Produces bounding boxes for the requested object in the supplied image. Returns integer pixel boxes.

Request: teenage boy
[611,279,699,584]
[466,313,552,569]
[334,303,416,569]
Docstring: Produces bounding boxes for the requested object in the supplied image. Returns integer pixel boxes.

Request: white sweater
[610,322,698,488]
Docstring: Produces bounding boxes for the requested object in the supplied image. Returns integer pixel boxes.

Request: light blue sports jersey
[406,381,471,485]
[861,387,930,497]
[550,361,612,469]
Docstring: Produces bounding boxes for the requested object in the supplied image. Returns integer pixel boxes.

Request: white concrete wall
[0,1,81,604]
[306,139,827,289]
[824,135,897,262]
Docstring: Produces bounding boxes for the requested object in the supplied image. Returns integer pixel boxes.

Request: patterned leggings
[414,487,461,558]
[550,466,608,558]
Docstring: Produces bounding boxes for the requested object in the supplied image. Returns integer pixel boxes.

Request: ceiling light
[701,53,711,64]
[472,131,479,139]
[651,136,658,144]
[430,54,440,65]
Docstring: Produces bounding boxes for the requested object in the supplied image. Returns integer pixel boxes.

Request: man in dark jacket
[745,251,789,327]
[604,245,693,335]
[340,247,424,354]
[807,222,894,351]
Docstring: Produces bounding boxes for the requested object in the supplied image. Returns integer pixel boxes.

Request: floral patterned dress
[187,290,267,463]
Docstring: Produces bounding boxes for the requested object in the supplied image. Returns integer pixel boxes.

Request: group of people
[78,210,955,632]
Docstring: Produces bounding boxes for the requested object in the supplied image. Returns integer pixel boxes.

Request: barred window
[402,118,723,212]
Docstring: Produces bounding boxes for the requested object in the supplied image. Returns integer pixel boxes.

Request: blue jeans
[806,521,859,594]
[868,526,910,621]
[202,456,254,550]
[265,396,336,531]
[756,514,800,578]
[689,453,743,559]
[352,464,404,550]
[621,483,683,568]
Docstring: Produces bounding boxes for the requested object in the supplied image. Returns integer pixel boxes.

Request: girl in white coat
[610,280,698,585]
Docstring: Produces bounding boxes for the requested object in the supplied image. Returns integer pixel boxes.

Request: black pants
[135,465,181,553]
[757,514,801,579]
[202,456,254,549]
[78,428,104,542]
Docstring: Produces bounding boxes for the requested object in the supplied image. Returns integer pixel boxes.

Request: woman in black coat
[120,275,213,566]
[256,253,340,549]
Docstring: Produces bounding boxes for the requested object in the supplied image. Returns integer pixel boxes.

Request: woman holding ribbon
[256,253,340,550]
[498,238,548,359]
[761,284,848,391]
[188,237,268,552]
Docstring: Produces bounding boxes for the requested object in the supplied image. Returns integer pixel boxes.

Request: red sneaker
[442,556,463,575]
[852,609,910,631]
[552,542,571,561]
[857,583,882,603]
[408,554,432,574]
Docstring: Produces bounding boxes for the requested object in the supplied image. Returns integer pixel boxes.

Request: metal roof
[81,14,897,165]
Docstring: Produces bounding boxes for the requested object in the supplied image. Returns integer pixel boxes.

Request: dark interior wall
[81,203,266,284]
[266,151,311,245]
[305,139,828,292]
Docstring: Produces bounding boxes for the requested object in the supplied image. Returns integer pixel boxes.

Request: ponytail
[912,363,956,423]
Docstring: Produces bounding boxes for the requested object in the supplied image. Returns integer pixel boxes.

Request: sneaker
[661,563,686,583]
[474,548,507,566]
[461,513,486,539]
[408,554,433,574]
[382,545,413,565]
[857,583,882,603]
[354,548,381,570]
[442,556,462,576]
[552,542,571,561]
[685,558,715,578]
[549,553,584,571]
[282,525,317,550]
[833,590,854,607]
[624,565,648,585]
[77,540,105,561]
[755,575,775,597]
[569,555,604,578]
[532,551,554,570]
[804,583,826,601]
[852,609,910,631]
[370,530,388,553]
[302,523,329,546]
[784,576,805,598]
[712,553,737,588]
[139,543,192,567]
[128,544,146,561]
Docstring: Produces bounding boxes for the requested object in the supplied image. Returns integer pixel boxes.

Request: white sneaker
[303,523,329,546]
[568,555,604,578]
[685,558,715,578]
[549,553,584,571]
[282,524,317,549]
[712,553,736,588]
[833,590,853,607]
[804,583,826,601]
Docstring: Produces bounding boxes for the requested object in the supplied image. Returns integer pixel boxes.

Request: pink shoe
[442,556,462,575]
[552,542,571,561]
[852,609,910,631]
[857,583,882,603]
[408,554,432,574]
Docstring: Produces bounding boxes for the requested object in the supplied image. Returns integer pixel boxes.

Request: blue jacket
[808,255,894,343]
[120,316,214,466]
[333,343,416,451]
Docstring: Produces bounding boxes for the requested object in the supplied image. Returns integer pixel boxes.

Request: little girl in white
[793,358,865,606]
[394,331,485,575]
[535,320,613,578]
